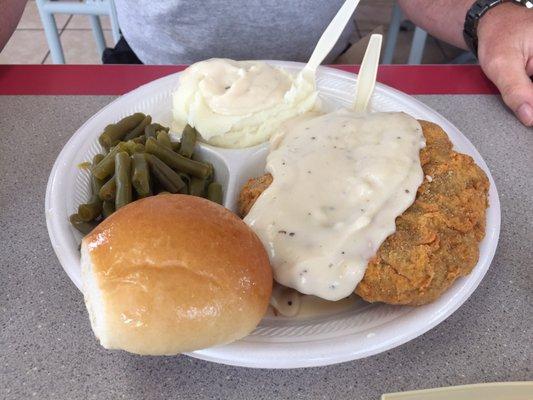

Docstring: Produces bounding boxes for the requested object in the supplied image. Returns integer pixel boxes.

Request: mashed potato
[172,58,318,148]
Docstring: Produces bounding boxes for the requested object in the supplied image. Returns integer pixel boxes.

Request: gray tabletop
[0,95,531,400]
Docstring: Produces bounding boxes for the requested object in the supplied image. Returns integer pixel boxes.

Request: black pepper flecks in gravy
[245,110,425,301]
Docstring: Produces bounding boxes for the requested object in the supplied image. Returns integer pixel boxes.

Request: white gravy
[245,110,425,301]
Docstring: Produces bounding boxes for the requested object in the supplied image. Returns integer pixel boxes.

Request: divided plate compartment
[45,62,501,368]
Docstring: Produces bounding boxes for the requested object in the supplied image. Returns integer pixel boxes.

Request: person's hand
[477,3,533,127]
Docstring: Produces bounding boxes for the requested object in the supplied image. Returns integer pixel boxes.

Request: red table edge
[0,64,498,96]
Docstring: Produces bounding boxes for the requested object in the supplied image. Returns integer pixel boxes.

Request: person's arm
[0,0,27,51]
[398,0,533,127]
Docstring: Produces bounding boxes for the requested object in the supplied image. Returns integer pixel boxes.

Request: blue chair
[382,2,428,64]
[36,0,121,64]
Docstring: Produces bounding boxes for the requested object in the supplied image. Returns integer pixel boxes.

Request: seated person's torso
[115,0,353,64]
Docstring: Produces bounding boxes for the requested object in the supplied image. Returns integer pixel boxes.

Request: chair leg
[407,27,427,65]
[36,0,65,64]
[450,51,476,64]
[90,15,106,55]
[108,0,121,45]
[382,2,402,64]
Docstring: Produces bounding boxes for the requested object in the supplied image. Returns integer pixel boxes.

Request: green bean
[78,201,102,222]
[144,123,169,140]
[178,173,190,186]
[146,154,186,194]
[91,154,105,189]
[144,124,157,140]
[98,113,145,148]
[102,200,115,218]
[151,177,164,195]
[124,115,152,141]
[131,153,152,198]
[123,140,145,155]
[207,182,223,204]
[115,152,132,210]
[99,176,116,201]
[77,161,92,170]
[77,155,106,221]
[178,173,189,194]
[145,138,210,178]
[154,123,169,132]
[189,176,206,197]
[92,143,127,180]
[179,125,197,158]
[205,162,215,184]
[92,154,105,166]
[157,130,172,149]
[91,154,106,194]
[132,135,146,145]
[69,214,96,235]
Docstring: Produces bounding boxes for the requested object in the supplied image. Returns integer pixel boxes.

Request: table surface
[0,66,531,400]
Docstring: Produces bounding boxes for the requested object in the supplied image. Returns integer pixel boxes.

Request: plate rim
[45,61,501,369]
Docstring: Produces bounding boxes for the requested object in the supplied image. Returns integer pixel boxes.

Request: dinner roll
[81,194,272,355]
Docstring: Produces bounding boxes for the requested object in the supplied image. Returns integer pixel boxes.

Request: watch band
[463,0,532,57]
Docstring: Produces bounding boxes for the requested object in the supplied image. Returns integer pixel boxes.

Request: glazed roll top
[81,194,273,355]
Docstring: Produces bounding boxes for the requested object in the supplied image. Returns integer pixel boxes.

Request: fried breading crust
[238,120,489,306]
[239,173,273,217]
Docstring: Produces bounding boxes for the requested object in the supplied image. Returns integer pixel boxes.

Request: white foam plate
[45,61,500,369]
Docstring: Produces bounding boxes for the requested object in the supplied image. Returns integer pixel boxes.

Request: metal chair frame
[36,0,120,64]
[382,2,428,64]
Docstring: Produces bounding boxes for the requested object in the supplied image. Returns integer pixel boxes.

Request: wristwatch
[463,0,533,57]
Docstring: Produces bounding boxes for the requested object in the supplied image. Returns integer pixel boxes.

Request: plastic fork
[353,34,383,112]
[303,0,362,75]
